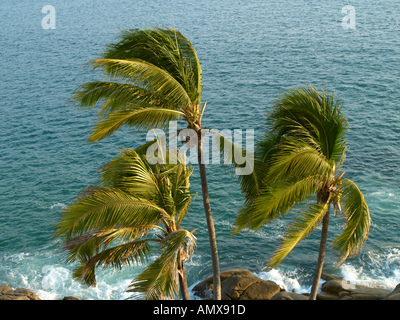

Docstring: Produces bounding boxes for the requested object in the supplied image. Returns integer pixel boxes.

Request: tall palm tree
[72,27,221,299]
[55,148,196,300]
[232,85,371,300]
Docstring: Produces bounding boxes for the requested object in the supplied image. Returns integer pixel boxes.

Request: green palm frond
[55,188,168,241]
[268,198,331,269]
[237,132,281,204]
[127,229,196,300]
[232,174,323,235]
[89,58,192,108]
[72,261,97,287]
[333,178,371,267]
[171,163,194,227]
[63,227,155,264]
[102,27,202,103]
[100,148,166,202]
[70,239,153,286]
[269,85,348,163]
[100,148,153,187]
[73,81,179,117]
[89,107,184,142]
[127,254,178,300]
[267,138,334,183]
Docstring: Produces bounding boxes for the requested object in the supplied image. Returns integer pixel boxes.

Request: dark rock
[0,286,41,300]
[221,274,281,300]
[63,296,80,300]
[384,284,400,300]
[0,285,13,295]
[192,269,253,299]
[321,279,344,294]
[321,272,342,282]
[270,291,309,300]
[318,277,392,300]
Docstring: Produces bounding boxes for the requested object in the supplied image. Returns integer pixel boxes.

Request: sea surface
[0,0,399,300]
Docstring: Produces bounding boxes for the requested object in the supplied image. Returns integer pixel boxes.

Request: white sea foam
[50,203,67,210]
[255,269,312,293]
[339,248,400,290]
[35,202,67,210]
[2,243,399,300]
[0,247,143,300]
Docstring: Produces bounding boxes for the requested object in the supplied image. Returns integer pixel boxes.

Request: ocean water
[0,0,399,299]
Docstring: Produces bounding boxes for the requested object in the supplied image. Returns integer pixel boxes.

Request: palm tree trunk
[178,265,190,300]
[197,132,221,300]
[309,207,330,300]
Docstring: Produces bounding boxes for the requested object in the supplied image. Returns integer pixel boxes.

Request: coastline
[2,269,399,300]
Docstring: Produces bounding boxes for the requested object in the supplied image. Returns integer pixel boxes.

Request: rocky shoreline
[192,269,400,300]
[1,269,399,300]
[0,286,79,300]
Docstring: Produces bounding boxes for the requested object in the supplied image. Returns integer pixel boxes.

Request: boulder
[0,285,13,295]
[62,296,80,300]
[321,279,345,294]
[321,272,342,282]
[221,274,281,300]
[317,291,342,300]
[192,269,253,299]
[344,286,392,300]
[0,286,41,300]
[270,291,309,300]
[318,277,392,300]
[384,284,400,300]
[192,269,281,300]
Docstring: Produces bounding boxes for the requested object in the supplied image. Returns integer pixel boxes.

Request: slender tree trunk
[178,264,190,300]
[197,131,221,300]
[309,207,330,300]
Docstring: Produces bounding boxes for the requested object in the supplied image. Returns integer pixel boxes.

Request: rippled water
[0,0,399,299]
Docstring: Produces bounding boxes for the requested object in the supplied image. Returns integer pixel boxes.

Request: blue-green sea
[1,0,399,299]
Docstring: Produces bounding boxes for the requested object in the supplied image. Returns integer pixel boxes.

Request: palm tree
[232,85,371,300]
[72,27,222,299]
[55,148,197,300]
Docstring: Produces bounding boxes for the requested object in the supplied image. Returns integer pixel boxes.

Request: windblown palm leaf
[55,148,196,300]
[73,28,202,142]
[127,229,196,300]
[333,178,371,266]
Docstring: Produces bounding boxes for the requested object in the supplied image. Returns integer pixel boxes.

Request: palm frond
[171,163,194,227]
[73,81,181,116]
[268,199,331,269]
[267,138,334,183]
[89,58,192,109]
[63,227,155,264]
[127,254,178,300]
[55,188,168,241]
[333,178,371,267]
[70,238,153,286]
[232,174,323,235]
[71,261,97,287]
[100,148,164,201]
[127,229,196,300]
[269,85,348,163]
[237,132,282,204]
[88,107,184,142]
[102,27,202,103]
